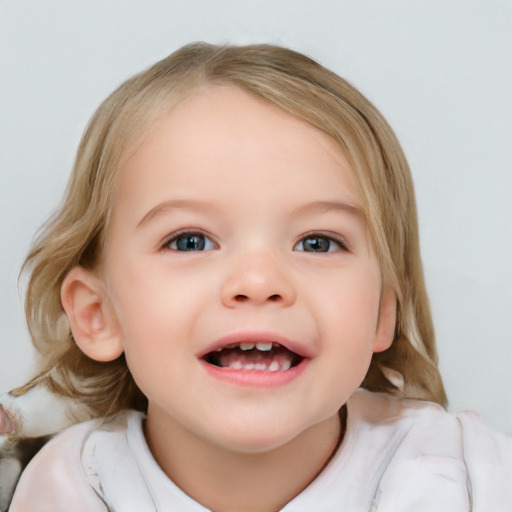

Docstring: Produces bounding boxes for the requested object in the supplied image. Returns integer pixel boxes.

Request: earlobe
[61,266,124,362]
[373,287,397,353]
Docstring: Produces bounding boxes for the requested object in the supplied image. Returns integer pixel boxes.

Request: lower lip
[200,359,308,388]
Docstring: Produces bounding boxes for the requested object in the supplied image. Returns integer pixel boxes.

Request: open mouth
[203,342,303,371]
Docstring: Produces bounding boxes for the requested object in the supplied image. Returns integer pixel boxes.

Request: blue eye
[294,235,346,253]
[165,232,216,251]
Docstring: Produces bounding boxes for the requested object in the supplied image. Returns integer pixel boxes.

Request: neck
[145,407,345,512]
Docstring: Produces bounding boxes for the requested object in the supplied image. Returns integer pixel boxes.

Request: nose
[220,250,296,308]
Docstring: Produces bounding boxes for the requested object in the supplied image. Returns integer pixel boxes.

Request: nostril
[232,293,282,303]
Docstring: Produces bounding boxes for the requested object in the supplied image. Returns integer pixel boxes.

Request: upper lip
[198,330,315,359]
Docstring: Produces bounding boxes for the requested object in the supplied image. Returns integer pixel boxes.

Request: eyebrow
[136,199,215,228]
[291,200,361,218]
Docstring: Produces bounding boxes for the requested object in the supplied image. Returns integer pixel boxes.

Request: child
[3,42,511,511]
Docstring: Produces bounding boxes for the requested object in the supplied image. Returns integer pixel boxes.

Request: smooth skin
[61,85,396,512]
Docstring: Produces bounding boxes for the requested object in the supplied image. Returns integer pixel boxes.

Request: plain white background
[1,1,511,433]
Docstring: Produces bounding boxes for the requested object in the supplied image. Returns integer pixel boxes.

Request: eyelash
[293,232,349,253]
[160,230,217,252]
[160,230,349,253]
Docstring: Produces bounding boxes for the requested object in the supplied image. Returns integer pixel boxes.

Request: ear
[60,266,123,362]
[372,286,397,353]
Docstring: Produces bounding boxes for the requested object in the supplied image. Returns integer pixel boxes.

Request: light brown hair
[22,42,446,419]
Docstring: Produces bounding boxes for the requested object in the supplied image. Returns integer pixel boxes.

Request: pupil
[177,234,205,251]
[304,237,329,252]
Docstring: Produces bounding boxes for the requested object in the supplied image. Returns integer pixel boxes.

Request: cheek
[107,256,199,324]
[320,274,382,339]
[107,261,212,369]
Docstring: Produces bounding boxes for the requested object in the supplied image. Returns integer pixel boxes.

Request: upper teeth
[240,342,273,351]
[215,342,276,352]
[256,342,273,351]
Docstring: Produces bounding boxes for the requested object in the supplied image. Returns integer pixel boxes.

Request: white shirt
[10,390,512,511]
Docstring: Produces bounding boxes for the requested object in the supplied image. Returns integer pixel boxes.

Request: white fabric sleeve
[457,411,512,511]
[9,424,107,512]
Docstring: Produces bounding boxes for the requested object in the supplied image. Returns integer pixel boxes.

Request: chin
[207,416,320,455]
[217,433,298,455]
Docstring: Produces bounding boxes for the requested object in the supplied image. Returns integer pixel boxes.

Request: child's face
[99,85,394,453]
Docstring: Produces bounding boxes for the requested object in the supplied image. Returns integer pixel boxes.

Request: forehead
[115,85,361,218]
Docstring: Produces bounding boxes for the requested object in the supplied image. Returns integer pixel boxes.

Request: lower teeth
[226,360,291,371]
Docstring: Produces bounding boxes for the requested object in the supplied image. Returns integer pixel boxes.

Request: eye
[164,232,217,251]
[294,234,347,253]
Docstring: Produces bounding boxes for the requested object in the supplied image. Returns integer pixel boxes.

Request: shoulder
[9,411,141,512]
[350,389,512,461]
[457,410,512,509]
[348,391,512,510]
[347,391,463,469]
